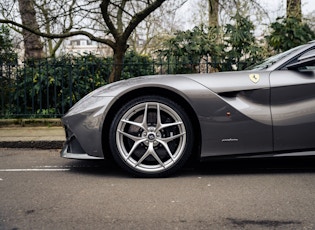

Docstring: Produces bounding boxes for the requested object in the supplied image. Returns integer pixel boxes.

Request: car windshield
[246,45,305,70]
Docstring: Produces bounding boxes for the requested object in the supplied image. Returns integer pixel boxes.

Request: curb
[0,118,62,127]
[0,119,64,149]
[0,141,64,149]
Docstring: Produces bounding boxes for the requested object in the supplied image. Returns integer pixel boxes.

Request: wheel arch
[102,87,201,161]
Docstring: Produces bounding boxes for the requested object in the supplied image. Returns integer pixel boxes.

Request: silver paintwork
[61,41,315,160]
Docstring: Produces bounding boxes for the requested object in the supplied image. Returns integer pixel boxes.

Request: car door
[270,49,315,151]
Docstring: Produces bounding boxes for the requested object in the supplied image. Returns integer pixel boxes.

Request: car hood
[82,70,270,101]
[183,70,271,93]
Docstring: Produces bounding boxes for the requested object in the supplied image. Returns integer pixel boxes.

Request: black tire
[109,95,193,177]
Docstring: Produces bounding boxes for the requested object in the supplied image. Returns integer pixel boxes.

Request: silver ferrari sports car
[61,41,315,177]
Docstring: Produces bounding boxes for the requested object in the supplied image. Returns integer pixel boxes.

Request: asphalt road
[1,148,315,230]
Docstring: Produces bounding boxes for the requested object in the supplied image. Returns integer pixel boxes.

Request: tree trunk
[18,0,44,59]
[208,0,219,27]
[108,42,128,83]
[287,0,301,21]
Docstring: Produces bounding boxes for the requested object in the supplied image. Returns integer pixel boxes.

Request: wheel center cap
[147,133,156,141]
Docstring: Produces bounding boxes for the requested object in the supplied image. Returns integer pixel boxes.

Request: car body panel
[184,71,273,157]
[270,70,315,151]
[62,75,217,158]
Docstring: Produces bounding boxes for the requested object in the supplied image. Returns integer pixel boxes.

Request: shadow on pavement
[197,157,315,175]
[63,156,315,178]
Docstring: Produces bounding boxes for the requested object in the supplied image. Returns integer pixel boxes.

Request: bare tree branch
[0,18,116,48]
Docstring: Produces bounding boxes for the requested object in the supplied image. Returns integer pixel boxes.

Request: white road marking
[37,165,100,168]
[0,165,100,172]
[0,169,70,172]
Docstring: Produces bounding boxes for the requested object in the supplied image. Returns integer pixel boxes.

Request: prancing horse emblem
[249,74,260,83]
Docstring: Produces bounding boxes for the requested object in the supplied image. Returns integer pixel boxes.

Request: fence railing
[1,58,249,118]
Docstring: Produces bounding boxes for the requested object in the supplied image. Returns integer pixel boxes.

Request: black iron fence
[1,57,248,118]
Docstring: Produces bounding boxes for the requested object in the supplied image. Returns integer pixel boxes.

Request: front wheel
[109,96,193,177]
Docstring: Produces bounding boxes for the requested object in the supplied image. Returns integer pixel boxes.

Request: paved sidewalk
[0,126,65,149]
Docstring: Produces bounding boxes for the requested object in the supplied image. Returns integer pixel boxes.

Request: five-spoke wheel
[109,96,193,177]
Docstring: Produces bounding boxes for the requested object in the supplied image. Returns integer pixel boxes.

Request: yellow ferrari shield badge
[249,74,260,83]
